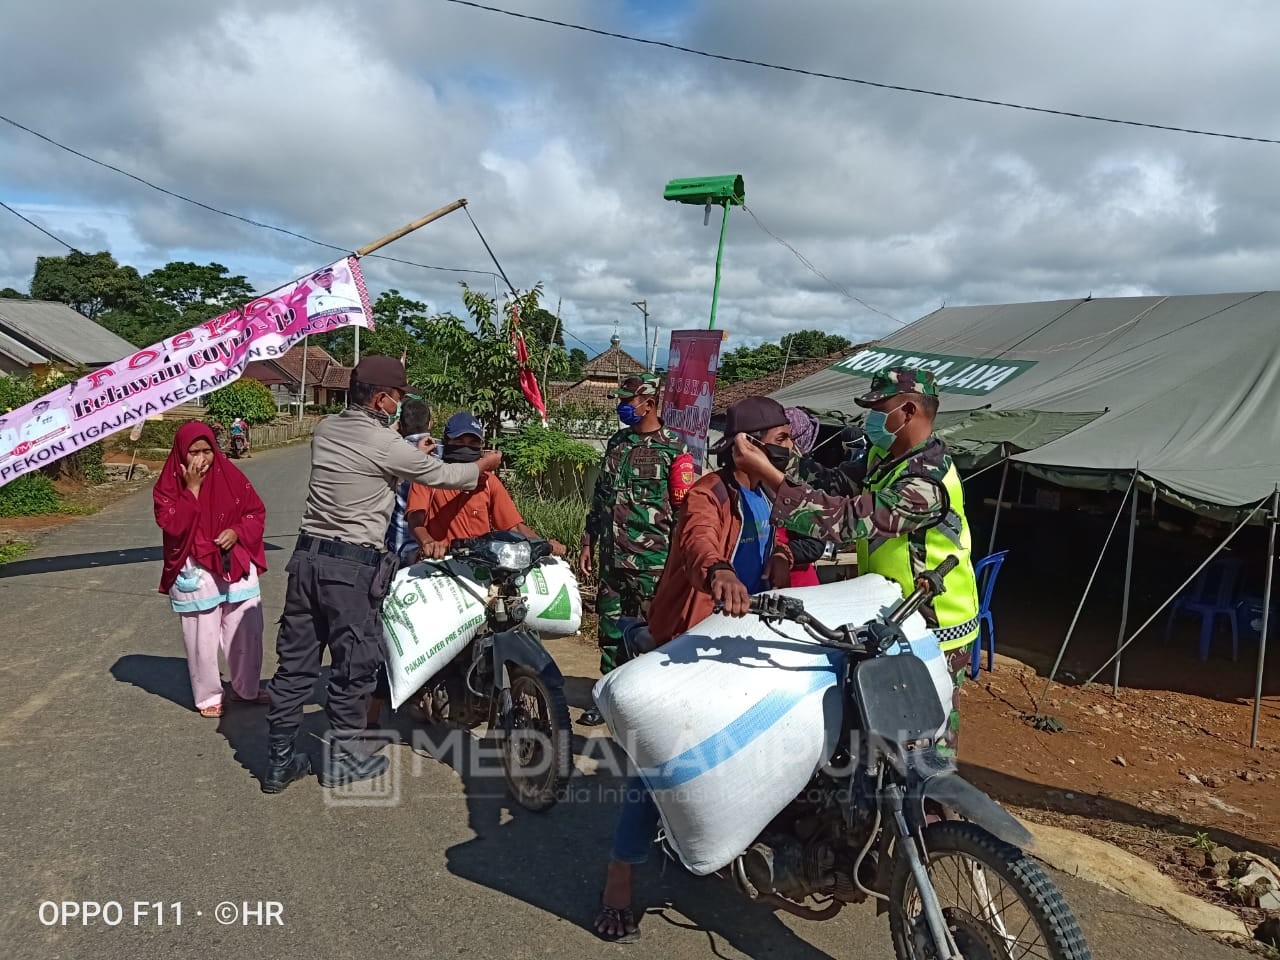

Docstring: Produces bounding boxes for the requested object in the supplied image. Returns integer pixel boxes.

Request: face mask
[763,442,793,471]
[375,394,402,428]
[616,403,644,427]
[864,408,901,450]
[442,444,483,464]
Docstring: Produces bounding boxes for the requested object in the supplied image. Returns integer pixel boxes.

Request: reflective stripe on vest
[854,453,980,652]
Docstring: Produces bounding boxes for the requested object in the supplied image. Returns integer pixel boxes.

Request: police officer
[733,367,980,756]
[578,374,696,725]
[262,356,502,793]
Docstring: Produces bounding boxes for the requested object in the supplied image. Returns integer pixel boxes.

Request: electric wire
[442,0,1280,145]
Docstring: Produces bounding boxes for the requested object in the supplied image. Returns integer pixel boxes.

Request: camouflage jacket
[586,424,697,572]
[772,438,950,545]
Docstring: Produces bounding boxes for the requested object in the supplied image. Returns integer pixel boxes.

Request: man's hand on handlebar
[547,538,566,558]
[417,539,448,560]
[710,568,751,617]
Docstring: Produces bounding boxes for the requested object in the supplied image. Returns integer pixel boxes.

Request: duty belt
[933,616,980,644]
[296,533,383,566]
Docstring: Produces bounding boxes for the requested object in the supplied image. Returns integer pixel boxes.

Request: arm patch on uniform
[669,452,697,503]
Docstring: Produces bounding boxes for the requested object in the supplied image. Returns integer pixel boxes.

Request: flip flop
[592,901,640,943]
[198,703,224,718]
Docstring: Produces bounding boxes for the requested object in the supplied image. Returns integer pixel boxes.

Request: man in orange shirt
[405,411,565,558]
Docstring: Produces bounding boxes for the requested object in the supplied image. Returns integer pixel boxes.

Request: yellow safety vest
[854,443,980,652]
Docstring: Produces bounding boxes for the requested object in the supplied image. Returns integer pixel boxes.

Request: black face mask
[763,443,793,471]
[443,444,483,464]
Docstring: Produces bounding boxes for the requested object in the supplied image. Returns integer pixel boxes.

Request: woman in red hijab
[154,422,269,718]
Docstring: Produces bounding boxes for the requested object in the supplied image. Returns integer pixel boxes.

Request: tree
[144,261,253,315]
[204,378,277,425]
[568,348,588,379]
[30,250,147,321]
[317,289,431,366]
[0,287,27,299]
[717,329,852,383]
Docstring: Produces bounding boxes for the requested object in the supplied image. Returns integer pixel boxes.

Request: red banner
[662,330,724,469]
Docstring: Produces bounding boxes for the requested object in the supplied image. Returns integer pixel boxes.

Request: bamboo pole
[355,200,468,258]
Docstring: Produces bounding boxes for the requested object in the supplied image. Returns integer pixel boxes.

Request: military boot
[261,724,312,794]
[319,737,389,787]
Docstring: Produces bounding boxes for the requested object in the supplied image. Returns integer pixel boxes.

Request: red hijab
[153,422,267,593]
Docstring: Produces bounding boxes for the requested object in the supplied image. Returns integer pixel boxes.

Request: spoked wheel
[889,821,1092,960]
[498,665,571,812]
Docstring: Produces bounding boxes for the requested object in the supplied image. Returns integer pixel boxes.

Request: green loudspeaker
[662,174,745,206]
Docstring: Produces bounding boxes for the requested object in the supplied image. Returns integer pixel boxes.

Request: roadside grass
[0,541,32,566]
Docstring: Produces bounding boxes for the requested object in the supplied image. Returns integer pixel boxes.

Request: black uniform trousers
[266,543,385,743]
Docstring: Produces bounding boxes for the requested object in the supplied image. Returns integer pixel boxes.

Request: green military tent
[770,291,1280,743]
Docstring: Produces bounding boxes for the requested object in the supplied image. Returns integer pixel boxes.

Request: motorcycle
[636,559,1092,960]
[409,531,573,812]
[229,434,248,459]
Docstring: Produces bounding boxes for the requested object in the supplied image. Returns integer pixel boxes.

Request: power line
[742,204,904,325]
[442,0,1280,146]
[0,113,501,278]
[0,199,80,252]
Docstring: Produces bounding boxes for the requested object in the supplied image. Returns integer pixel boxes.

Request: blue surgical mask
[864,409,900,450]
[616,403,643,427]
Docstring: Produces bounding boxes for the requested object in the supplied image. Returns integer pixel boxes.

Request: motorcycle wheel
[498,665,571,812]
[889,821,1092,960]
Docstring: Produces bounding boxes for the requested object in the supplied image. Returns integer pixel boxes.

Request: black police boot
[319,739,389,787]
[261,725,312,794]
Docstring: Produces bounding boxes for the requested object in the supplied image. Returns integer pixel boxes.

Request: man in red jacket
[592,395,811,942]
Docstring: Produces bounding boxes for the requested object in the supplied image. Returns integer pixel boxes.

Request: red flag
[509,302,548,424]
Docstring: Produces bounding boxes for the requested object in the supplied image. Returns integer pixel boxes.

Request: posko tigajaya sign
[831,348,1036,396]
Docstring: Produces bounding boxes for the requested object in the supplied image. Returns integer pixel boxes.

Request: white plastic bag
[592,573,951,876]
[520,558,582,637]
[379,560,488,709]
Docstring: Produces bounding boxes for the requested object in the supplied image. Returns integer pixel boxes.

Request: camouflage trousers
[936,644,973,759]
[596,568,660,675]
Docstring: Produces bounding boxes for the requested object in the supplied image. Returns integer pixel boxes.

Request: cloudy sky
[2,0,1278,363]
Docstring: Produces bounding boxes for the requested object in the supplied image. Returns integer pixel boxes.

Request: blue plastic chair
[969,550,1009,679]
[1163,557,1243,660]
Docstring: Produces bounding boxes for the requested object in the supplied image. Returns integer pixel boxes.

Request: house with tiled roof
[708,345,870,431]
[548,335,648,411]
[244,344,353,408]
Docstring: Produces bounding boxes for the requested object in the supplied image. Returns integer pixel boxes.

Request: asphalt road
[0,442,1251,959]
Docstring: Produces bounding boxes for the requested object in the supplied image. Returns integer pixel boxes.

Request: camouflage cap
[609,373,661,400]
[854,366,938,408]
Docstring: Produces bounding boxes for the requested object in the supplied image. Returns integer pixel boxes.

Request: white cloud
[3,0,1280,357]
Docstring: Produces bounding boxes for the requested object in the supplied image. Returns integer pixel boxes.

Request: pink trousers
[170,564,265,710]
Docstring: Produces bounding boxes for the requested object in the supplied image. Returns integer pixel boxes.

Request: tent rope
[1041,467,1139,698]
[1062,496,1267,707]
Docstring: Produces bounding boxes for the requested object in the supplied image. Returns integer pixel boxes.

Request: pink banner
[662,330,725,469]
[0,257,373,487]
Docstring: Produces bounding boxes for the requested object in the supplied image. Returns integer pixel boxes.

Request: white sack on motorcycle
[593,574,953,877]
[380,560,488,709]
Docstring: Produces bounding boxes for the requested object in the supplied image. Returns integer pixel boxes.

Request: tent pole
[1251,486,1279,748]
[1042,470,1139,698]
[1113,464,1139,696]
[1070,499,1266,700]
[988,453,1010,557]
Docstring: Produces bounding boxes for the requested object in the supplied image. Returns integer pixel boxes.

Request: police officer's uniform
[262,356,480,792]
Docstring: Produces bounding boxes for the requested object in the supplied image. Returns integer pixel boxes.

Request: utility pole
[632,300,649,370]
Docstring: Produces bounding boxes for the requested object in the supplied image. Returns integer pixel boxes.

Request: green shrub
[204,378,276,425]
[0,473,62,517]
[497,424,599,497]
[511,491,587,557]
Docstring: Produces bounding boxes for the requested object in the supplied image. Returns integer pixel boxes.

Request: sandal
[198,703,224,718]
[593,901,640,943]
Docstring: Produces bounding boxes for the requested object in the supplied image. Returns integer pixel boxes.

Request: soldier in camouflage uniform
[579,374,696,724]
[732,367,980,756]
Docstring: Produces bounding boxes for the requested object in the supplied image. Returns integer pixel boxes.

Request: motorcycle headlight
[488,540,533,572]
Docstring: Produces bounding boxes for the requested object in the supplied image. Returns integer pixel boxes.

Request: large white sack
[379,560,488,709]
[520,558,583,637]
[592,573,951,876]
